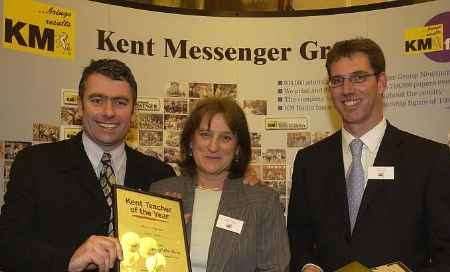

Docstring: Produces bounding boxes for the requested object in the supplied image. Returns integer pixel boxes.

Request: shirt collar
[82,132,125,173]
[342,118,387,153]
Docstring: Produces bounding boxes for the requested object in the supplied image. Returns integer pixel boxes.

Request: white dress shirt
[341,118,387,188]
[82,132,127,185]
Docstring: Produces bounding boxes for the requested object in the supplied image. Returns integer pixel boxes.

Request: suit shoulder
[127,147,155,162]
[393,126,449,152]
[127,147,175,173]
[152,176,184,187]
[239,184,285,216]
[241,182,280,204]
[14,138,75,161]
[294,131,339,158]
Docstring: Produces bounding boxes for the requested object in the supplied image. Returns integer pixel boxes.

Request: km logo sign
[4,18,55,51]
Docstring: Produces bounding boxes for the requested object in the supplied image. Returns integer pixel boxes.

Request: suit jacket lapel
[61,133,106,205]
[123,146,144,190]
[356,123,402,229]
[207,179,244,271]
[327,132,353,237]
[181,177,195,244]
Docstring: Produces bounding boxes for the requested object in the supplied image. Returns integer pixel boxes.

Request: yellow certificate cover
[371,261,412,272]
[335,261,371,272]
[114,185,191,272]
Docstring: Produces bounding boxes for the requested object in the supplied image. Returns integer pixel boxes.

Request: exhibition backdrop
[1,0,449,210]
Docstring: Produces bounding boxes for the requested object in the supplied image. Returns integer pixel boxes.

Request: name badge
[368,166,394,180]
[216,214,244,234]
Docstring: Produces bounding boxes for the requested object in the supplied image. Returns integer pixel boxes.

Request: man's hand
[302,264,322,272]
[68,235,123,272]
[164,192,181,199]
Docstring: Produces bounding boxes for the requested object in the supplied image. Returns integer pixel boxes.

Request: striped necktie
[347,139,365,233]
[100,152,116,235]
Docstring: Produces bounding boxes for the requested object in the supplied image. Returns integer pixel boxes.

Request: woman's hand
[163,192,191,223]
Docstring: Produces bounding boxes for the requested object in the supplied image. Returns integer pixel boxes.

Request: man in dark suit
[0,59,175,271]
[287,38,450,272]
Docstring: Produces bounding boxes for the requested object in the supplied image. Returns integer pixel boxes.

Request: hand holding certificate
[114,186,191,272]
[335,261,412,272]
[371,262,412,272]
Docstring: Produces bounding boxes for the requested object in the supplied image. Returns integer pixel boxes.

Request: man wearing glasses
[287,38,450,272]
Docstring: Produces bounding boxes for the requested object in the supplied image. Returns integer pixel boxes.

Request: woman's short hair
[179,97,251,179]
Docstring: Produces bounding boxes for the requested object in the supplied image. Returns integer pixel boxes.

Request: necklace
[196,184,222,191]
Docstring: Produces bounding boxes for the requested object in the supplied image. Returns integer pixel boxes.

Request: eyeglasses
[328,72,379,88]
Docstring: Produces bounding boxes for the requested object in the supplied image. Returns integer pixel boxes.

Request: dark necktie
[347,139,365,233]
[100,152,116,235]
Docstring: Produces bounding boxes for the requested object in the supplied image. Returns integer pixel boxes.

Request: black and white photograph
[164,114,187,131]
[136,97,161,113]
[189,82,213,98]
[165,81,187,97]
[163,98,188,114]
[164,130,180,148]
[250,132,262,148]
[213,83,237,99]
[139,130,163,146]
[263,148,286,164]
[138,113,163,130]
[262,179,287,196]
[164,147,180,164]
[33,123,60,144]
[242,99,267,115]
[262,165,286,181]
[60,106,82,125]
[287,131,312,148]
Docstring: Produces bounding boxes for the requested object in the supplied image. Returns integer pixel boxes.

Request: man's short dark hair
[78,59,138,104]
[326,38,386,76]
[179,97,251,179]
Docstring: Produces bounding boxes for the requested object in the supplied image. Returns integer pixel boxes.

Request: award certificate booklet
[335,261,371,272]
[371,261,412,272]
[114,186,191,272]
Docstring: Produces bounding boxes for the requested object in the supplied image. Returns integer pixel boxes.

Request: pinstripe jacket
[150,175,290,272]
